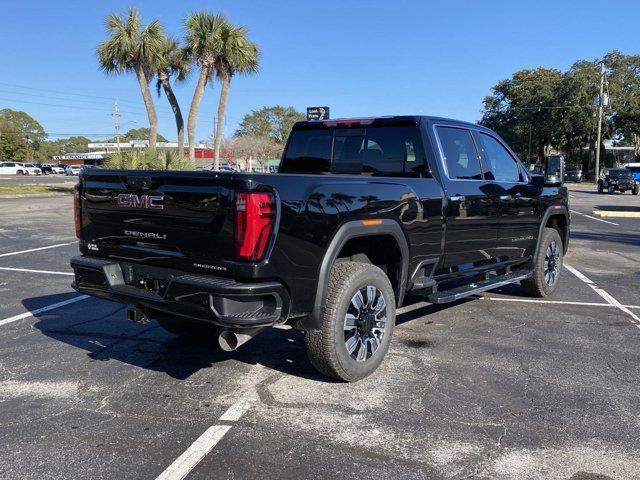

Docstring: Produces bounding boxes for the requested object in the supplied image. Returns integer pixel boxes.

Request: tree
[121,127,168,142]
[228,134,281,171]
[0,121,27,160]
[603,51,640,155]
[184,12,229,162]
[0,109,47,159]
[156,37,190,158]
[235,106,305,144]
[211,23,260,170]
[97,9,165,149]
[481,68,564,162]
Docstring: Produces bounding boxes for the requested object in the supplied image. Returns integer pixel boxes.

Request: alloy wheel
[344,285,387,362]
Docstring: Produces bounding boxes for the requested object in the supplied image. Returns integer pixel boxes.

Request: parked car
[71,115,569,381]
[0,162,42,175]
[37,163,65,174]
[23,163,43,175]
[597,167,638,194]
[564,165,582,182]
[623,162,640,183]
[0,162,28,175]
[65,165,83,176]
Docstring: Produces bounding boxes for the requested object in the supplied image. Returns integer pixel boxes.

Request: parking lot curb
[592,210,640,218]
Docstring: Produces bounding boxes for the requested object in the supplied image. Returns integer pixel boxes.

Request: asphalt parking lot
[0,184,639,480]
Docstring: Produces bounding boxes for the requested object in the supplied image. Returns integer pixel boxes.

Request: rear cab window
[279,121,427,177]
[435,126,482,180]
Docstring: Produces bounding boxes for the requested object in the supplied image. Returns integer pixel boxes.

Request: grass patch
[0,185,74,197]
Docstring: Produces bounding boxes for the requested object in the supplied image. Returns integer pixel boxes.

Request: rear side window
[476,132,521,182]
[436,126,482,180]
[279,130,332,173]
[280,125,426,176]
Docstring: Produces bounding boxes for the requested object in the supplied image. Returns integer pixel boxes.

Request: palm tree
[97,9,165,149]
[156,38,190,159]
[212,24,260,170]
[184,12,229,163]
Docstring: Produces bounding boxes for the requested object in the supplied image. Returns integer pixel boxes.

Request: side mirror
[530,174,544,191]
[543,156,564,187]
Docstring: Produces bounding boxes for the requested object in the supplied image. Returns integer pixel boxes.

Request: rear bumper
[70,256,290,328]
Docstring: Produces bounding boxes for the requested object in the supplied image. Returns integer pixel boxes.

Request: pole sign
[307,106,330,121]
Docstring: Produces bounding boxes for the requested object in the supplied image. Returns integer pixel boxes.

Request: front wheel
[597,181,603,193]
[608,184,615,194]
[305,262,396,382]
[632,184,639,195]
[521,227,564,298]
[16,170,24,176]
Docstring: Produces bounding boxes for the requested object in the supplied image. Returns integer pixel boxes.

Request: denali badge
[124,230,167,240]
[116,193,164,210]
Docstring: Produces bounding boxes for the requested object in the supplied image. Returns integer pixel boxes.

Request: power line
[0,81,141,107]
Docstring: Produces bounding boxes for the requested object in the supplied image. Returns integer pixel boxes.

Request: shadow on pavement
[571,231,640,247]
[25,292,447,382]
[595,204,640,212]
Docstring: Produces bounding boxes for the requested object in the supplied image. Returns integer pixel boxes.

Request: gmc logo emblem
[116,193,164,210]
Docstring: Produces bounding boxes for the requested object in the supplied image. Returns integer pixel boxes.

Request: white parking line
[483,297,640,310]
[564,263,640,327]
[0,242,77,258]
[0,295,89,328]
[0,267,74,276]
[570,209,619,226]
[155,398,253,480]
[155,425,232,480]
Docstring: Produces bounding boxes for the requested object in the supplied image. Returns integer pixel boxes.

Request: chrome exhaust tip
[218,327,264,352]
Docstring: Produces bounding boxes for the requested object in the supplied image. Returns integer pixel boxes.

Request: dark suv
[598,168,638,194]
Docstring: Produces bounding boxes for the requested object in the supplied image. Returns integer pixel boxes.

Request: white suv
[0,162,41,175]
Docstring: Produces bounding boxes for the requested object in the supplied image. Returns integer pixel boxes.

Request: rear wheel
[597,181,603,193]
[608,184,615,194]
[521,227,563,298]
[305,262,396,382]
[155,313,220,339]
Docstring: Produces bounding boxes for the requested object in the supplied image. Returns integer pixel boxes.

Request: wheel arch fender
[299,219,409,331]
[538,205,569,253]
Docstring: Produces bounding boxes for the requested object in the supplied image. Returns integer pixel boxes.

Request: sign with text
[307,106,330,121]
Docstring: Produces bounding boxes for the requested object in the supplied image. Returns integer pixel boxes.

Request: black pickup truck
[71,116,569,381]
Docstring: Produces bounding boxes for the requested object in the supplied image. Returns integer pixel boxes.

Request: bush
[104,149,196,171]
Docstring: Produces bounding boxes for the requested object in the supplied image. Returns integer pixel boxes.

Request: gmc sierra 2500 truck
[71,116,569,381]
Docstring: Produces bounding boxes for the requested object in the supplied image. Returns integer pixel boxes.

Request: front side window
[477,132,521,182]
[436,126,482,180]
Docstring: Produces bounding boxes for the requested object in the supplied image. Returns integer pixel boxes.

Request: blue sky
[1,0,639,142]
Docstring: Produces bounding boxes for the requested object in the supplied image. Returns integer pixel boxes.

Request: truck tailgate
[79,170,249,272]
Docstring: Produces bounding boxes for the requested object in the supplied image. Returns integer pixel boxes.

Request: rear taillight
[235,192,275,262]
[73,183,82,239]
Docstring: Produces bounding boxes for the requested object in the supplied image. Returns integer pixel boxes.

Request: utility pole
[595,63,605,180]
[113,100,121,153]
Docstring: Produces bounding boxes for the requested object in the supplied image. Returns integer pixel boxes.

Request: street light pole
[595,63,605,180]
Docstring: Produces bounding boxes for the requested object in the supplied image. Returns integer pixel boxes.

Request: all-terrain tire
[155,313,220,339]
[521,227,563,298]
[305,261,396,382]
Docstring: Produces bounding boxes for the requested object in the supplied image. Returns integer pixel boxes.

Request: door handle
[499,195,512,201]
[450,195,465,203]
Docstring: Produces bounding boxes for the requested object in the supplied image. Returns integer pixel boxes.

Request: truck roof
[293,115,482,130]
